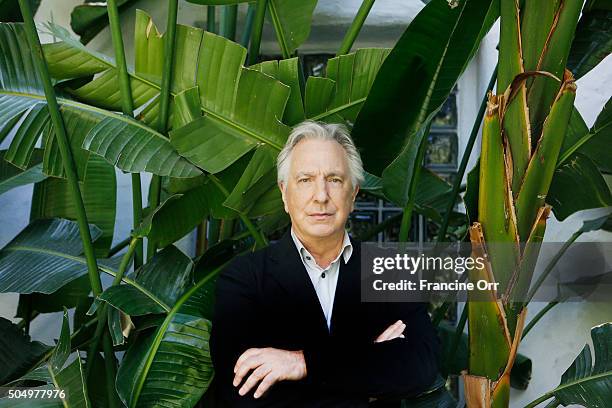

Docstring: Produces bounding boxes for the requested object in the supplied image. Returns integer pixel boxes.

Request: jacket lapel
[329,235,360,335]
[268,229,329,337]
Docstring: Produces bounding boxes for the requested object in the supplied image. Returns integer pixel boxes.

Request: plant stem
[148,0,179,261]
[17,0,103,300]
[240,3,256,48]
[86,238,139,378]
[248,0,268,65]
[220,5,237,40]
[107,0,144,270]
[526,229,582,303]
[521,301,558,339]
[17,310,40,331]
[17,5,118,401]
[398,127,429,242]
[207,6,216,33]
[208,174,267,248]
[108,236,131,257]
[436,64,498,243]
[195,218,208,256]
[431,272,468,327]
[101,332,120,408]
[337,0,376,56]
[267,0,290,58]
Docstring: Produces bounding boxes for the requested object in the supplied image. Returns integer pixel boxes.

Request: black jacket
[209,229,440,407]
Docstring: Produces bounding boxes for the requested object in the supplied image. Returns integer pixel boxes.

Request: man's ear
[278,181,289,213]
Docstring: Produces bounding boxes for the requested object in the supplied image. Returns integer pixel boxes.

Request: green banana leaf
[353,0,498,209]
[115,258,224,408]
[523,0,583,140]
[15,275,91,317]
[0,22,199,180]
[30,153,117,256]
[250,57,305,125]
[527,322,612,408]
[548,153,612,221]
[567,0,612,79]
[265,0,318,57]
[98,245,193,316]
[0,218,102,294]
[351,0,499,177]
[10,310,91,408]
[0,149,46,196]
[306,48,391,123]
[0,317,51,386]
[70,0,139,44]
[560,98,612,174]
[184,0,317,56]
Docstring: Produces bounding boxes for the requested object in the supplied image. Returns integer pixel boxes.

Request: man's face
[279,138,359,240]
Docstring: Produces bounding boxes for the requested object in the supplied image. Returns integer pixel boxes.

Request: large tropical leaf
[0,22,200,180]
[0,148,46,196]
[115,261,224,408]
[351,0,499,176]
[528,322,612,408]
[98,245,192,316]
[306,48,391,123]
[567,0,612,79]
[0,218,102,294]
[548,153,612,221]
[184,0,317,56]
[266,0,317,56]
[42,12,290,205]
[8,310,92,407]
[30,154,117,256]
[70,0,139,44]
[352,0,498,208]
[560,98,612,174]
[0,317,51,386]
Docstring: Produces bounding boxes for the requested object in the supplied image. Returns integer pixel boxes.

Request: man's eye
[330,178,342,183]
[298,178,310,183]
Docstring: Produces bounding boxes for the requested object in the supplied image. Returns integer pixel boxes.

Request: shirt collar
[290,227,353,267]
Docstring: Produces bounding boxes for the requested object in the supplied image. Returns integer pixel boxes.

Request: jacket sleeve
[209,255,268,407]
[302,301,441,400]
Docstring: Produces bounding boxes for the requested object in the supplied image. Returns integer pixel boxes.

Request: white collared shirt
[290,227,353,331]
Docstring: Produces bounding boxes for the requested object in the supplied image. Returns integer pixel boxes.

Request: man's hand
[233,347,307,399]
[374,319,406,343]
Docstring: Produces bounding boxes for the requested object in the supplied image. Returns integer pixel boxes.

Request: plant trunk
[463,1,582,406]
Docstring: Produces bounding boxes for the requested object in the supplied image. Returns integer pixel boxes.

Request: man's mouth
[309,213,333,220]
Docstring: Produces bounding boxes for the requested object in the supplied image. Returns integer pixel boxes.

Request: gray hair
[276,120,364,189]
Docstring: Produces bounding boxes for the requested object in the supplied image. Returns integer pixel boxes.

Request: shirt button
[306,256,311,260]
[321,272,326,278]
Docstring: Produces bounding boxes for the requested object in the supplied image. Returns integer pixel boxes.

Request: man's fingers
[234,348,261,373]
[233,355,263,387]
[375,321,399,342]
[238,365,270,396]
[253,372,278,399]
[375,320,405,343]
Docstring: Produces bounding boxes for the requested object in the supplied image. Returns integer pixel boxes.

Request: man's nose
[313,178,329,203]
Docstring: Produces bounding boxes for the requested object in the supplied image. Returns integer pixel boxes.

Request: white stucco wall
[0,1,609,406]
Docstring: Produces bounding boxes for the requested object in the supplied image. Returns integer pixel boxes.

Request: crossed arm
[232,319,408,398]
[210,257,440,404]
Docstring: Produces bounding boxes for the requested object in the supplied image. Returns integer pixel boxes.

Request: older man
[210,121,440,407]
